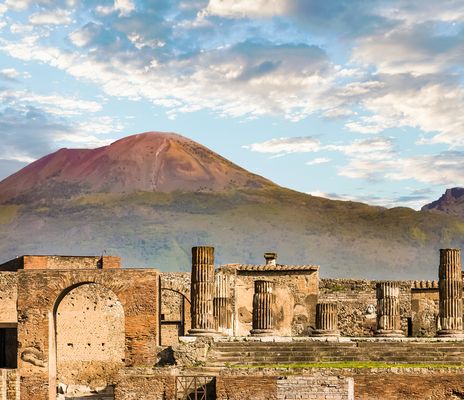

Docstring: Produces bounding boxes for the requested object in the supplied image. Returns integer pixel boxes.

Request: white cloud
[29,9,71,25]
[244,136,321,155]
[306,157,330,165]
[0,89,102,116]
[96,0,135,17]
[0,68,19,79]
[328,137,395,160]
[201,0,288,18]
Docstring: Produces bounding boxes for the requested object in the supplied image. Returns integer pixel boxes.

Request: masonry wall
[16,268,159,400]
[0,255,120,271]
[0,273,17,324]
[56,283,125,392]
[114,369,176,400]
[410,288,439,337]
[0,369,19,400]
[160,273,191,346]
[319,279,412,336]
[231,270,319,336]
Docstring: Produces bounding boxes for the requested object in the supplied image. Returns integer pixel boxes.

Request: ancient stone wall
[411,287,439,337]
[0,255,120,271]
[16,268,159,400]
[114,369,176,400]
[319,279,412,336]
[160,273,191,346]
[0,369,19,400]
[56,283,125,394]
[0,273,17,324]
[230,269,319,336]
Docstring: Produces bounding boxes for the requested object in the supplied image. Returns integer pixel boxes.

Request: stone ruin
[1,248,464,399]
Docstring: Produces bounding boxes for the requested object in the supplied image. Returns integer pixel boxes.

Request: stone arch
[52,282,125,398]
[160,288,191,345]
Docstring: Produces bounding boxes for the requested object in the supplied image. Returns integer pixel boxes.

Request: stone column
[312,303,339,336]
[189,246,216,336]
[251,280,275,336]
[375,281,404,337]
[438,248,463,337]
[214,272,232,335]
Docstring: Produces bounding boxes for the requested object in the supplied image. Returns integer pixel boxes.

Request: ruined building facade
[1,248,464,399]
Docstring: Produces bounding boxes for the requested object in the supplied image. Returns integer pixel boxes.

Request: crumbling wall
[410,287,439,337]
[16,268,159,400]
[114,369,176,400]
[231,270,318,336]
[160,273,191,345]
[0,369,19,400]
[0,273,17,324]
[56,283,125,393]
[319,279,412,336]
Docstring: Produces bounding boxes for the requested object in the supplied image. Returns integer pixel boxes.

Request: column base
[437,329,464,337]
[250,329,275,336]
[188,328,219,337]
[374,329,404,337]
[311,329,340,337]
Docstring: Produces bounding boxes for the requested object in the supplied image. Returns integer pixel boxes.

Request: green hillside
[2,187,463,279]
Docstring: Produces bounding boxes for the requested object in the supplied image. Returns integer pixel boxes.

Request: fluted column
[312,303,339,336]
[251,280,275,336]
[438,248,463,337]
[189,246,216,336]
[213,272,232,335]
[375,281,404,337]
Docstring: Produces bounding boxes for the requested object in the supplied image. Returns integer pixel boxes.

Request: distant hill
[1,131,464,280]
[421,188,464,218]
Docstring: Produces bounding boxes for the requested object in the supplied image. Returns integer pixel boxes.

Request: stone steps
[209,341,464,366]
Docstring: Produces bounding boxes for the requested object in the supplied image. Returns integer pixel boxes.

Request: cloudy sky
[0,0,463,209]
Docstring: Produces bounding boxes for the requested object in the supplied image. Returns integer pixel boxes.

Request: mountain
[2,131,464,280]
[421,188,464,217]
[0,132,273,203]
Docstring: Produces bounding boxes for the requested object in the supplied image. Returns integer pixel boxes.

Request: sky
[0,0,463,209]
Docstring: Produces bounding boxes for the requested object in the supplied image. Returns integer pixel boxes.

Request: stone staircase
[208,339,464,366]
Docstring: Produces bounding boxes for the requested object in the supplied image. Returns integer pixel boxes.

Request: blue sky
[0,0,463,209]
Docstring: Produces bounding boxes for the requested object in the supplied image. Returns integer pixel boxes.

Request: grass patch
[229,361,464,369]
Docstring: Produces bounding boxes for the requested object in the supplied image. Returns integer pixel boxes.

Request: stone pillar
[438,248,463,337]
[375,281,404,337]
[312,303,339,336]
[189,246,216,336]
[251,280,275,336]
[214,272,232,335]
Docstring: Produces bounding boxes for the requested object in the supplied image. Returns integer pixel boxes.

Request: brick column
[438,248,463,337]
[251,280,275,336]
[214,272,232,335]
[375,281,404,337]
[189,246,216,336]
[312,303,339,336]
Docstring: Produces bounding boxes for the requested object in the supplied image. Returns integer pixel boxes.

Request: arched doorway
[160,288,191,346]
[54,283,124,398]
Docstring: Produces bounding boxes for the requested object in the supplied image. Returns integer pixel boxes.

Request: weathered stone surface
[375,281,403,337]
[251,280,275,336]
[313,302,340,336]
[438,248,463,336]
[16,267,159,400]
[189,246,216,336]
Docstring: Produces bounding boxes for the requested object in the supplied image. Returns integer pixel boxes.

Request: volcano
[0,132,273,203]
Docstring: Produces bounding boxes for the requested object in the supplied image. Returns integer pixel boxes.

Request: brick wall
[214,376,277,400]
[0,255,121,271]
[0,369,19,400]
[0,273,17,324]
[114,370,176,400]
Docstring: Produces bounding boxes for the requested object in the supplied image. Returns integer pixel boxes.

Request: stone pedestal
[312,303,339,336]
[438,248,463,337]
[189,246,217,336]
[251,280,275,336]
[214,272,232,335]
[375,281,404,337]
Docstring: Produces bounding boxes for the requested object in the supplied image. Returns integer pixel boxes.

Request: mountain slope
[421,188,464,217]
[2,132,464,279]
[0,132,273,203]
